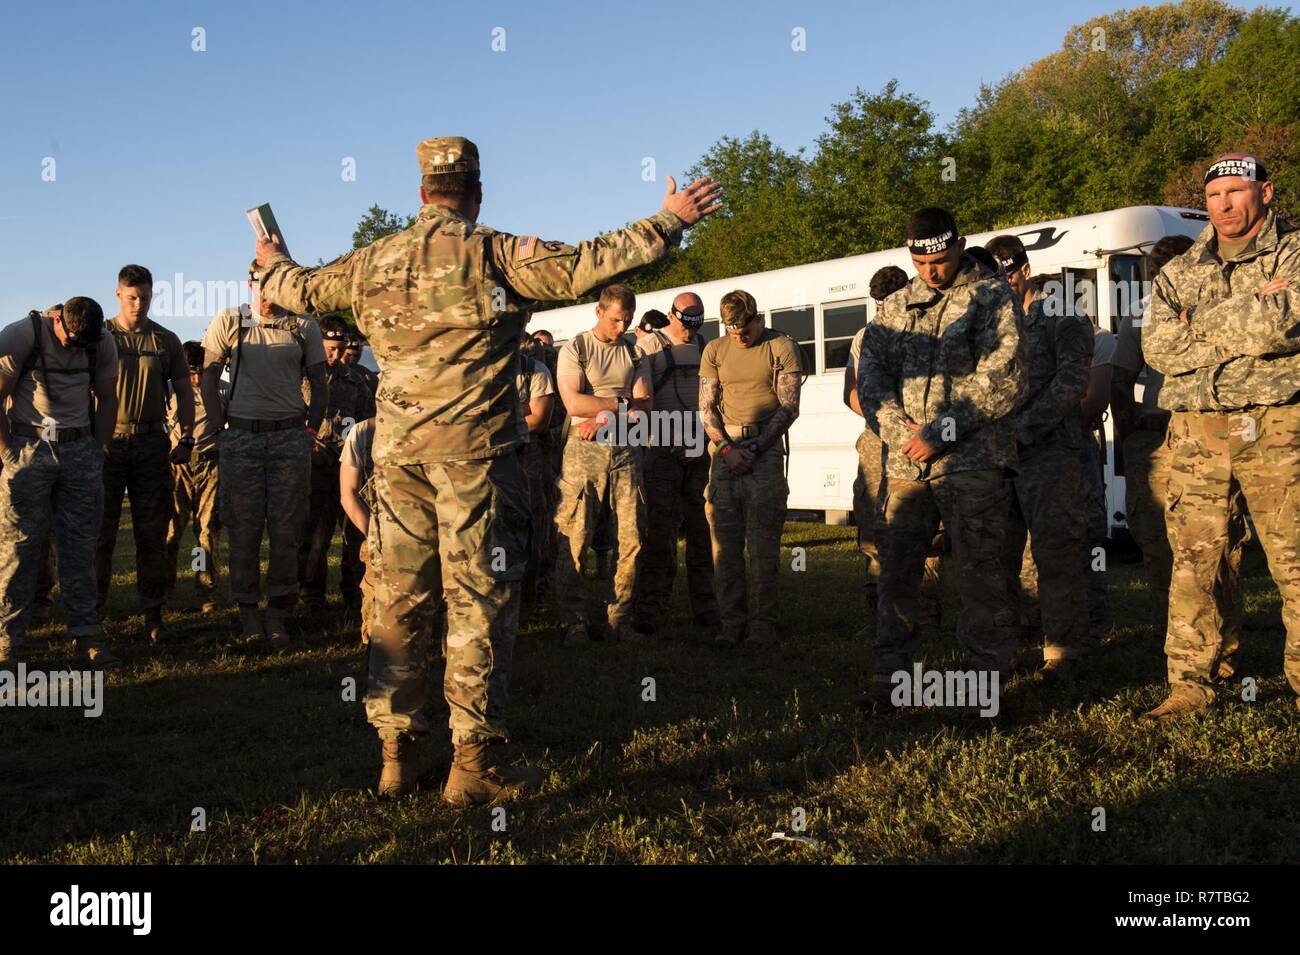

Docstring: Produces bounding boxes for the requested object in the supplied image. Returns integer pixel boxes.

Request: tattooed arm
[699,376,727,446]
[754,371,802,454]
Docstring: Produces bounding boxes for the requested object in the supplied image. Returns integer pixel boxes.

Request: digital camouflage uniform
[1144,209,1300,703]
[0,314,119,655]
[166,377,223,606]
[858,254,1027,685]
[298,361,374,608]
[516,351,556,613]
[95,318,186,612]
[849,329,943,634]
[999,296,1093,662]
[203,305,322,607]
[257,178,687,745]
[634,329,716,631]
[551,332,647,639]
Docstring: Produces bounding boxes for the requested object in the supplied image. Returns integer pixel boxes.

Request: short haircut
[598,284,636,315]
[639,309,668,333]
[319,316,349,338]
[905,207,958,243]
[869,265,909,302]
[118,264,153,288]
[183,340,205,370]
[720,289,758,326]
[985,235,1029,272]
[1147,234,1195,277]
[62,296,105,341]
[965,245,1000,274]
[532,329,554,344]
[422,172,480,199]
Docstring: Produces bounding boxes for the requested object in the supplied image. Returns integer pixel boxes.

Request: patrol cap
[417,137,481,178]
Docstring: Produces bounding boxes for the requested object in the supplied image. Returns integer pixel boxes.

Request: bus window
[1109,254,1144,327]
[822,301,868,370]
[770,307,816,374]
[1060,267,1099,327]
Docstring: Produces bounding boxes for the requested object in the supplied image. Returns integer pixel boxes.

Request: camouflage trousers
[874,469,1018,681]
[1081,429,1109,642]
[705,447,787,642]
[96,432,172,610]
[1165,408,1300,700]
[219,426,312,605]
[357,533,373,644]
[855,430,943,629]
[520,440,556,609]
[633,446,716,628]
[364,452,529,745]
[0,436,104,647]
[166,453,221,604]
[299,454,360,605]
[553,438,644,632]
[1124,423,1250,636]
[1002,437,1090,661]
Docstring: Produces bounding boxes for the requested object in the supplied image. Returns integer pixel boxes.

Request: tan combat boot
[1143,684,1211,723]
[443,741,541,807]
[238,603,263,643]
[263,607,291,648]
[378,737,437,799]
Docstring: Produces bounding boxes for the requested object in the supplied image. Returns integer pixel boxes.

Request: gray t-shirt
[0,314,119,429]
[1114,308,1164,413]
[201,305,326,421]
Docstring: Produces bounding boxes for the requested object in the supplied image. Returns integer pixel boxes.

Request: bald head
[664,291,705,340]
[1204,151,1273,243]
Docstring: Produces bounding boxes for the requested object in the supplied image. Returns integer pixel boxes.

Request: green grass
[3,516,1298,864]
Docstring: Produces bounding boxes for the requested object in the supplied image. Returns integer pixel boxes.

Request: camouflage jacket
[259,204,685,465]
[302,361,375,460]
[857,254,1026,480]
[1145,210,1300,412]
[1014,295,1093,453]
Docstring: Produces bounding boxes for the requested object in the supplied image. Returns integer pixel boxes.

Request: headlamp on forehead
[1204,158,1269,185]
[345,339,363,351]
[322,330,349,342]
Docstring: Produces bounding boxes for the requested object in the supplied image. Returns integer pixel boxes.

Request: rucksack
[18,311,99,414]
[649,329,705,407]
[226,306,308,406]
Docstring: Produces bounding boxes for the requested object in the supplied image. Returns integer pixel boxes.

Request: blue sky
[1,0,1287,341]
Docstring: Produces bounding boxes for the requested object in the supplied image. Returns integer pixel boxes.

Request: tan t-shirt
[0,314,119,429]
[699,328,801,428]
[169,378,225,455]
[556,330,645,425]
[201,306,326,421]
[340,416,375,477]
[517,356,556,441]
[641,330,704,414]
[108,316,186,428]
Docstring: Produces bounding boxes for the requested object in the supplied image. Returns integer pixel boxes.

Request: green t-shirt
[699,328,801,428]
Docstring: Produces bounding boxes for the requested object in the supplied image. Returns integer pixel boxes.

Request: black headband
[1204,158,1268,184]
[906,229,958,254]
[997,251,1028,272]
[322,330,349,341]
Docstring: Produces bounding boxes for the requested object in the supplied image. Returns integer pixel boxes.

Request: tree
[353,205,414,249]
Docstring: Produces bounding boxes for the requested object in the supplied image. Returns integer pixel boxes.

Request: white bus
[532,205,1210,534]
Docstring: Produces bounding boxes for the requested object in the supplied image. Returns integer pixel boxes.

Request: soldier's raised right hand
[663,176,724,227]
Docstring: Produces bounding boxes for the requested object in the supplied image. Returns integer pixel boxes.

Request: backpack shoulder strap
[19,312,47,383]
[227,308,248,406]
[650,330,675,392]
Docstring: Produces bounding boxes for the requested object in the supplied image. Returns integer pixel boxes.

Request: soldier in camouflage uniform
[1142,154,1300,719]
[344,333,380,399]
[255,136,720,803]
[166,341,224,613]
[298,317,375,614]
[986,236,1093,677]
[633,292,719,635]
[530,328,564,584]
[0,298,121,667]
[844,266,944,640]
[857,209,1026,709]
[699,290,803,646]
[515,327,557,618]
[553,285,651,644]
[200,263,327,646]
[96,265,194,642]
[1112,235,1251,638]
